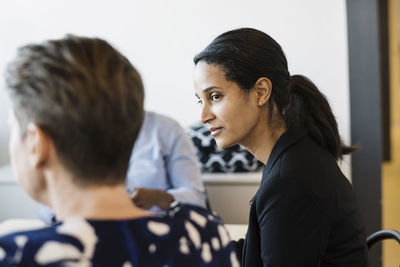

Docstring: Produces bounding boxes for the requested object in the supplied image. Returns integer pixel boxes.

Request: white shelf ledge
[201,171,262,185]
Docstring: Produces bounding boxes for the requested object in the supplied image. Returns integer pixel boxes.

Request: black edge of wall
[346,0,383,266]
[379,0,391,162]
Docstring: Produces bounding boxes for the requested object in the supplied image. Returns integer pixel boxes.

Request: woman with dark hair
[193,28,368,266]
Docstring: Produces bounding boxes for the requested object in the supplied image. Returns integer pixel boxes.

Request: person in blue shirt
[127,111,207,212]
[0,35,238,266]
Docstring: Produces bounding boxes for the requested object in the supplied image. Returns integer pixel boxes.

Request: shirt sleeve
[127,112,207,209]
[256,176,325,266]
[163,121,207,209]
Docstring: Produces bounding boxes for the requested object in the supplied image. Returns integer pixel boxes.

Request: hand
[131,188,174,211]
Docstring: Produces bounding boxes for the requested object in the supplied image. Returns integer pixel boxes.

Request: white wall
[0,0,350,174]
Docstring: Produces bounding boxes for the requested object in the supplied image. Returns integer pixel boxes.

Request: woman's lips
[209,127,223,137]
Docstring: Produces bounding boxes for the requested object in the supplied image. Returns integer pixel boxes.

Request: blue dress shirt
[126,111,207,209]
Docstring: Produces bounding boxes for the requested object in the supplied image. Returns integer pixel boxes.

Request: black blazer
[237,128,368,267]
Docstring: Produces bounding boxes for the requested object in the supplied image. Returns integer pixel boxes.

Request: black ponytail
[284,75,357,160]
[194,28,356,160]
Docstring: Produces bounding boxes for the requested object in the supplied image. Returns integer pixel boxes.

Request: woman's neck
[44,170,151,221]
[240,117,287,165]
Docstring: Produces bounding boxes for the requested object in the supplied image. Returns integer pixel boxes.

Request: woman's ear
[25,123,51,169]
[255,77,272,106]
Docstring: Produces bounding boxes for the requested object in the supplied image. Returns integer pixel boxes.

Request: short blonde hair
[6,35,144,185]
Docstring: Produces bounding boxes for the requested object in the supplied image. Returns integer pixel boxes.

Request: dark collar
[262,128,308,178]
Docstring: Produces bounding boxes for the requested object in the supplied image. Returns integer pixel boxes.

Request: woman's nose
[200,102,215,124]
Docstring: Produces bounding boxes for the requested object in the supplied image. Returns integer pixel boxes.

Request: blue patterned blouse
[0,204,239,267]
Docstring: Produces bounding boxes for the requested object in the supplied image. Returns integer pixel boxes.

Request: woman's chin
[215,138,235,150]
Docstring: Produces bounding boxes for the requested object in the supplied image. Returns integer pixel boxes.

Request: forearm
[167,188,207,208]
[156,190,175,210]
[132,188,174,211]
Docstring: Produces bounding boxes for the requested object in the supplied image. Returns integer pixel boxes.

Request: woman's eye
[197,99,203,106]
[210,93,222,101]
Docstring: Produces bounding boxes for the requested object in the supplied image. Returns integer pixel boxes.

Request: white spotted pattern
[122,261,133,267]
[230,251,240,267]
[35,241,81,264]
[12,235,28,263]
[218,225,230,247]
[147,221,170,236]
[57,218,98,259]
[179,236,190,255]
[211,237,220,251]
[190,211,207,228]
[148,243,156,253]
[62,259,91,267]
[0,247,5,260]
[185,221,201,249]
[14,235,28,248]
[201,242,212,263]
